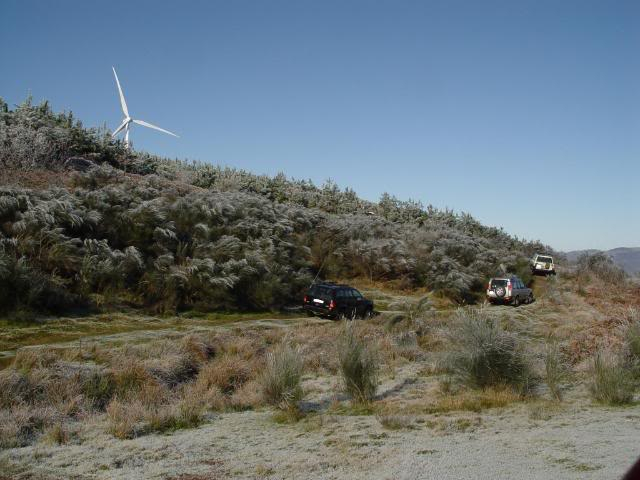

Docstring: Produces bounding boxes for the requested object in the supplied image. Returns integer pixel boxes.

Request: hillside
[566,247,640,276]
[2,98,640,480]
[0,98,553,316]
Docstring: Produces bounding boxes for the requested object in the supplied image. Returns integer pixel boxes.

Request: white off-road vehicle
[486,275,534,306]
[530,254,556,276]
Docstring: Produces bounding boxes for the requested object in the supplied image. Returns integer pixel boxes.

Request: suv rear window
[308,286,335,298]
[490,279,508,288]
[537,256,553,263]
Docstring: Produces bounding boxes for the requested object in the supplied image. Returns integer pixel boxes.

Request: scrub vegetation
[1,98,552,317]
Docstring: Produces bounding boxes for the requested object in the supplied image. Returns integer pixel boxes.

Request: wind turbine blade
[132,119,179,137]
[112,119,128,137]
[112,67,129,117]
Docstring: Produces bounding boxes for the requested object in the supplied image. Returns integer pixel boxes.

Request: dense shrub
[0,98,555,314]
[444,308,536,393]
[577,252,626,285]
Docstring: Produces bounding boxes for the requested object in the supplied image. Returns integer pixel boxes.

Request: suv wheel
[362,308,373,320]
[513,296,520,307]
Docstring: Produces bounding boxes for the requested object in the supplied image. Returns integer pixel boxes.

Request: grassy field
[1,272,639,479]
[0,311,302,368]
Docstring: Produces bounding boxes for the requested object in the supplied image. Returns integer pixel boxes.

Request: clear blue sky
[1,0,638,251]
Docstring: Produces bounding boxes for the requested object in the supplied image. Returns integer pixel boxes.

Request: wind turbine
[111,67,179,148]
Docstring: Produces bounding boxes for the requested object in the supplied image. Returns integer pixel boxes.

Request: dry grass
[290,323,341,374]
[197,357,252,394]
[42,423,71,445]
[0,405,60,448]
[105,398,150,439]
[528,400,563,421]
[2,276,639,450]
[190,351,263,412]
[422,387,523,414]
[423,416,483,433]
[1,334,223,445]
[112,362,156,397]
[376,414,415,430]
[13,348,58,372]
[106,390,204,439]
[0,369,33,408]
[146,396,205,434]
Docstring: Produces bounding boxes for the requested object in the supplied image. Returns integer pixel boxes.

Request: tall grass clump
[588,351,635,405]
[260,342,304,411]
[82,371,115,409]
[445,308,536,394]
[621,308,640,378]
[338,324,379,404]
[544,340,571,401]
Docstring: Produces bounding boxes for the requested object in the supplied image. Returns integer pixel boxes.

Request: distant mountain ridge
[565,247,640,276]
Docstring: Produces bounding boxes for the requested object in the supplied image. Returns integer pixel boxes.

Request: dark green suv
[303,282,374,319]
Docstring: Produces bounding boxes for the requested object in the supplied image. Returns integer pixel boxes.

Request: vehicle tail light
[304,295,309,303]
[507,280,512,296]
[487,281,491,290]
[329,300,336,310]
